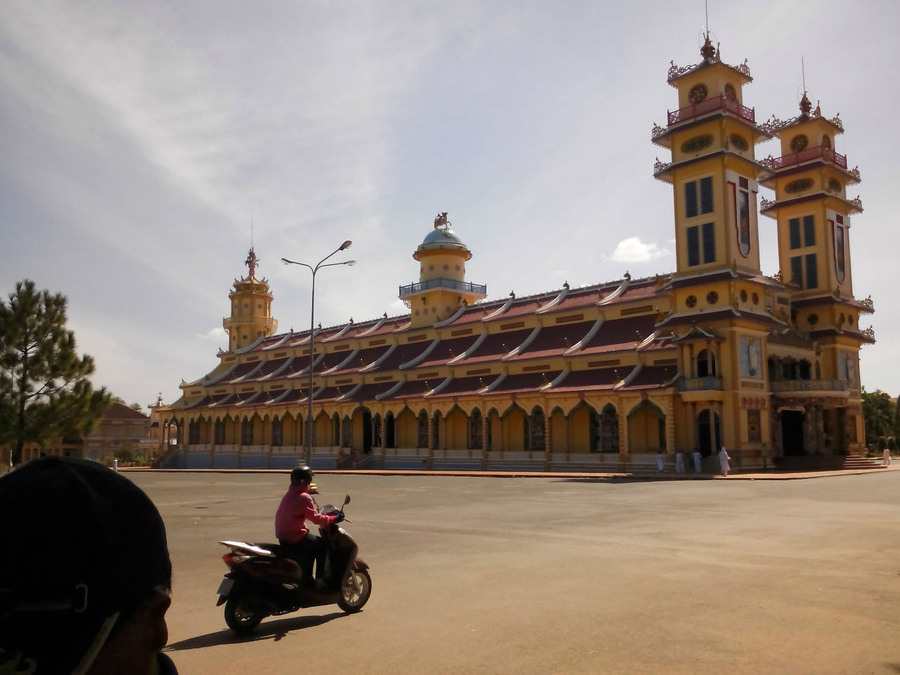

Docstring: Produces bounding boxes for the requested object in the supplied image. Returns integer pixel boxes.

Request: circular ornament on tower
[724,83,737,101]
[685,295,697,308]
[681,134,714,153]
[790,134,809,152]
[706,291,719,305]
[689,83,708,103]
[729,134,749,151]
[785,178,814,193]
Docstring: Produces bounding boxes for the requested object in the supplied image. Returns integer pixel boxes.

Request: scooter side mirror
[343,495,351,506]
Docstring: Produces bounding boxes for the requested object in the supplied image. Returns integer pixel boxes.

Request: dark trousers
[281,534,327,583]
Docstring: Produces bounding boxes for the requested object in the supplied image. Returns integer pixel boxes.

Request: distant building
[13,402,153,464]
[155,36,874,472]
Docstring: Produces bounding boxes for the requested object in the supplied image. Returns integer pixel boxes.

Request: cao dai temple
[153,36,875,472]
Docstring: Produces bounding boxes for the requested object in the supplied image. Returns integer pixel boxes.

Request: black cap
[0,456,171,672]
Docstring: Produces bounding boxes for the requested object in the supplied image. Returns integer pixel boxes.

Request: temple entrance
[362,410,372,453]
[781,410,805,456]
[697,409,721,457]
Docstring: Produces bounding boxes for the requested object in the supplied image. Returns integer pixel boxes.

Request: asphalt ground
[125,468,900,674]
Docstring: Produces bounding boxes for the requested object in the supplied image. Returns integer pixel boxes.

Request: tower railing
[667,94,755,126]
[399,277,487,298]
[769,145,848,170]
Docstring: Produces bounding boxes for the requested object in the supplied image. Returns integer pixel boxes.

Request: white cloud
[196,327,228,343]
[607,237,670,264]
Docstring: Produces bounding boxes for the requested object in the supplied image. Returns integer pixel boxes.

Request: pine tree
[0,280,110,464]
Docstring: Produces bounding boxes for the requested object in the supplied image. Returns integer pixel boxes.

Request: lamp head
[339,240,352,251]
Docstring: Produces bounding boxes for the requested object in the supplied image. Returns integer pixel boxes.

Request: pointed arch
[628,400,666,454]
[468,408,483,450]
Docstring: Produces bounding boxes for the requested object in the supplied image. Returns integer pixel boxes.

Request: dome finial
[434,211,450,230]
[799,91,812,115]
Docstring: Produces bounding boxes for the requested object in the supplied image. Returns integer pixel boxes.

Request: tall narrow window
[737,177,751,256]
[805,253,818,289]
[803,215,815,246]
[685,181,699,218]
[834,219,846,282]
[789,218,802,249]
[687,226,700,266]
[214,419,225,445]
[790,256,803,287]
[700,176,714,214]
[702,222,716,263]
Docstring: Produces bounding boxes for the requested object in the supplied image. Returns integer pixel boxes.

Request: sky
[1,0,898,411]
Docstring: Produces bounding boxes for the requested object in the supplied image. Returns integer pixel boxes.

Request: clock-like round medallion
[685,295,697,308]
[790,134,809,152]
[822,135,832,149]
[689,83,708,103]
[724,83,737,101]
[707,291,719,305]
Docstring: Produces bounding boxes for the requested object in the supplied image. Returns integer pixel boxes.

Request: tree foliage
[861,389,897,447]
[0,280,110,464]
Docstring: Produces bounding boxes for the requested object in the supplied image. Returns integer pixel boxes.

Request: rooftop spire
[245,247,259,279]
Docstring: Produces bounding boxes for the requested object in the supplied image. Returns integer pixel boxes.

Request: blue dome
[419,227,469,251]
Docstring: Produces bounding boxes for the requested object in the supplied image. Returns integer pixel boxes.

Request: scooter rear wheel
[224,595,266,633]
[338,568,372,613]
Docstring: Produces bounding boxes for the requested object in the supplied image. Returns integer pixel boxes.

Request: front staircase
[772,455,887,472]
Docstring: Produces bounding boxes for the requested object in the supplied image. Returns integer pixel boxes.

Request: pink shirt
[275,484,334,544]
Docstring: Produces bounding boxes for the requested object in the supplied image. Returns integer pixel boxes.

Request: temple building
[153,36,874,472]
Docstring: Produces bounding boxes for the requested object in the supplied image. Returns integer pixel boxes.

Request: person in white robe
[719,446,731,476]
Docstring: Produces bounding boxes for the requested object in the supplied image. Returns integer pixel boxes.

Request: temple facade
[153,37,874,472]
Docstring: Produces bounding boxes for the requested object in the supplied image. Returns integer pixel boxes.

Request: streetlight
[282,240,355,465]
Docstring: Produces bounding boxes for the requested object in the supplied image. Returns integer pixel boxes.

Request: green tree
[861,389,896,447]
[0,280,110,464]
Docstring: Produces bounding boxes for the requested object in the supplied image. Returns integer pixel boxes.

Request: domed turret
[399,213,487,328]
[223,247,277,351]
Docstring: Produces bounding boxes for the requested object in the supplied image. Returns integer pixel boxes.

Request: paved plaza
[128,469,900,674]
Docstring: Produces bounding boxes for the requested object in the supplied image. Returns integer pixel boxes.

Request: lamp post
[282,240,355,465]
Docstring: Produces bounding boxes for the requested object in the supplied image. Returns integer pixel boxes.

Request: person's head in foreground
[0,456,177,674]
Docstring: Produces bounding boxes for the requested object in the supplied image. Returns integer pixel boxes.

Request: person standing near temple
[719,446,731,477]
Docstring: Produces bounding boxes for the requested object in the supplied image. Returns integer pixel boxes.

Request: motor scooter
[216,495,371,634]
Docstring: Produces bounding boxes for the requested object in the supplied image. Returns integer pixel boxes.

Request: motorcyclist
[274,466,343,586]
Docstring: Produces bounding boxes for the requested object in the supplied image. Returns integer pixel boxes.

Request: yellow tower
[399,213,487,329]
[223,247,278,352]
[653,35,770,277]
[759,93,874,434]
[654,37,780,458]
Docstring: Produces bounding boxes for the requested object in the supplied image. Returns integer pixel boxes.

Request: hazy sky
[1,1,897,410]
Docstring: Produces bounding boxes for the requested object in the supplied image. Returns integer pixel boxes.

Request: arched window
[697,349,717,377]
[241,417,253,446]
[214,419,225,445]
[188,420,199,445]
[528,407,545,451]
[600,404,619,453]
[469,409,483,450]
[271,416,283,447]
[417,411,428,448]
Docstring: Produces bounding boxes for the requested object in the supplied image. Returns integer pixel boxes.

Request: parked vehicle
[216,495,371,633]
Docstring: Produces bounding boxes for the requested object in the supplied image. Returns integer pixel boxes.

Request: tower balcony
[762,144,848,171]
[399,277,487,299]
[667,94,755,127]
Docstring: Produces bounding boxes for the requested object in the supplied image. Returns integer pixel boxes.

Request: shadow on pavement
[557,475,717,484]
[165,611,347,651]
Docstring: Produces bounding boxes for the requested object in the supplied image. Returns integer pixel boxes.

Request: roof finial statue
[245,247,259,279]
[434,212,450,230]
[799,91,812,115]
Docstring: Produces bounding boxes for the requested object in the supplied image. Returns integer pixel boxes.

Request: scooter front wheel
[338,568,372,613]
[224,594,266,634]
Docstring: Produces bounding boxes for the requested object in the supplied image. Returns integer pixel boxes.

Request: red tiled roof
[456,328,533,364]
